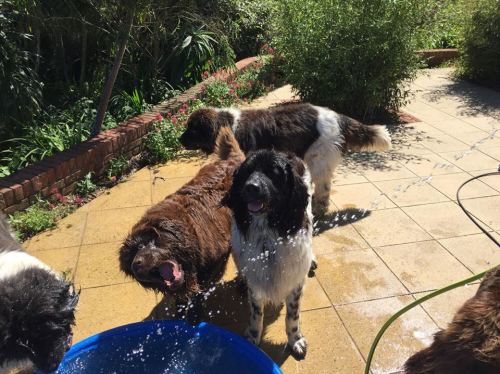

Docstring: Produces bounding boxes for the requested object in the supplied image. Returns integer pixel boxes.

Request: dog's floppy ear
[284,157,309,231]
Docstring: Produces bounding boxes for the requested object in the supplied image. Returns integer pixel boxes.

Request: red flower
[48,202,55,210]
[166,112,172,118]
[202,71,209,79]
[110,176,117,183]
[50,186,59,195]
[171,116,178,125]
[178,108,186,115]
[228,89,234,95]
[154,113,163,121]
[55,193,65,203]
[74,196,84,206]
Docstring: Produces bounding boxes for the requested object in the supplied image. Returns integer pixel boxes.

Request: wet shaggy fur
[179,103,391,215]
[119,128,244,308]
[223,150,314,360]
[0,214,78,373]
[404,266,500,374]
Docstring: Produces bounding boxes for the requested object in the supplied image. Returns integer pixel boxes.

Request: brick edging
[0,57,259,214]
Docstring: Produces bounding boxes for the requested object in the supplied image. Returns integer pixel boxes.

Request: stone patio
[24,68,500,374]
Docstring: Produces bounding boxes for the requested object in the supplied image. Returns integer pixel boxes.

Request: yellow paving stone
[313,224,369,255]
[374,178,449,207]
[402,153,462,177]
[34,245,80,280]
[81,206,149,245]
[374,240,472,293]
[125,166,151,182]
[74,241,128,289]
[337,295,438,374]
[332,170,369,185]
[438,150,500,172]
[352,208,431,247]
[315,248,407,305]
[403,202,484,239]
[427,172,498,200]
[79,180,152,211]
[359,160,417,182]
[438,234,500,273]
[469,170,500,192]
[74,282,157,342]
[480,146,500,161]
[330,183,395,210]
[151,158,205,179]
[151,176,193,204]
[462,195,500,230]
[24,211,87,251]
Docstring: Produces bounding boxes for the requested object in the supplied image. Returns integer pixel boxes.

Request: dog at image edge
[119,128,244,317]
[0,214,78,373]
[404,266,500,374]
[222,149,314,359]
[180,103,391,216]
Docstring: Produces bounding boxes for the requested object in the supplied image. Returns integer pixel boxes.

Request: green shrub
[273,0,431,120]
[75,173,97,197]
[201,79,240,107]
[459,0,500,85]
[418,0,466,49]
[107,156,129,181]
[9,201,60,240]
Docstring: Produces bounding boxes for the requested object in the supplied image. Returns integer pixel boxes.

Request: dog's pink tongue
[247,200,264,212]
[159,262,181,284]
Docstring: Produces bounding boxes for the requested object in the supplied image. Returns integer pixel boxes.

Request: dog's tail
[339,114,392,152]
[214,127,245,162]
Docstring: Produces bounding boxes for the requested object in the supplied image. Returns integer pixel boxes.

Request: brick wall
[0,57,258,214]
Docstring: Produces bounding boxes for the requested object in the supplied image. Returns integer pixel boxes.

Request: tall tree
[91,4,136,137]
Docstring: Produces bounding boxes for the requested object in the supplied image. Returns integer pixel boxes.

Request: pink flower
[50,186,59,195]
[110,176,117,183]
[171,116,178,125]
[48,202,55,210]
[154,113,163,121]
[74,196,84,206]
[178,108,186,115]
[228,89,234,95]
[55,193,65,203]
[166,112,172,118]
[202,71,209,79]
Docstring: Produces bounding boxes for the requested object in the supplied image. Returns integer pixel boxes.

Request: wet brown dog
[404,266,500,374]
[119,128,244,318]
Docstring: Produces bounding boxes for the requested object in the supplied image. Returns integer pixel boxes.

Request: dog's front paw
[244,327,262,346]
[308,259,318,278]
[289,337,308,360]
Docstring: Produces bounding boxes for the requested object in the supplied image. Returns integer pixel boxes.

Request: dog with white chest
[0,214,78,373]
[222,149,313,360]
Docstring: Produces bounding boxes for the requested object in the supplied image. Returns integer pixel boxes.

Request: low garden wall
[0,57,258,214]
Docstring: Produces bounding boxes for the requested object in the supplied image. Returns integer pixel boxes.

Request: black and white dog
[0,214,78,373]
[222,150,313,360]
[180,103,392,215]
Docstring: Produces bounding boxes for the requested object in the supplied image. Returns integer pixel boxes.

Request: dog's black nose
[132,258,144,274]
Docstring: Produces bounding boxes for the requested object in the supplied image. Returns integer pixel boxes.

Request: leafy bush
[273,0,431,120]
[459,0,500,85]
[0,97,115,176]
[0,2,43,139]
[9,200,62,240]
[110,89,150,123]
[201,0,276,58]
[418,0,466,49]
[107,156,129,181]
[75,173,97,197]
[145,100,205,163]
[201,79,240,107]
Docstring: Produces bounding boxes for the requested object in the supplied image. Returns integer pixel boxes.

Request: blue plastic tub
[46,320,282,374]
